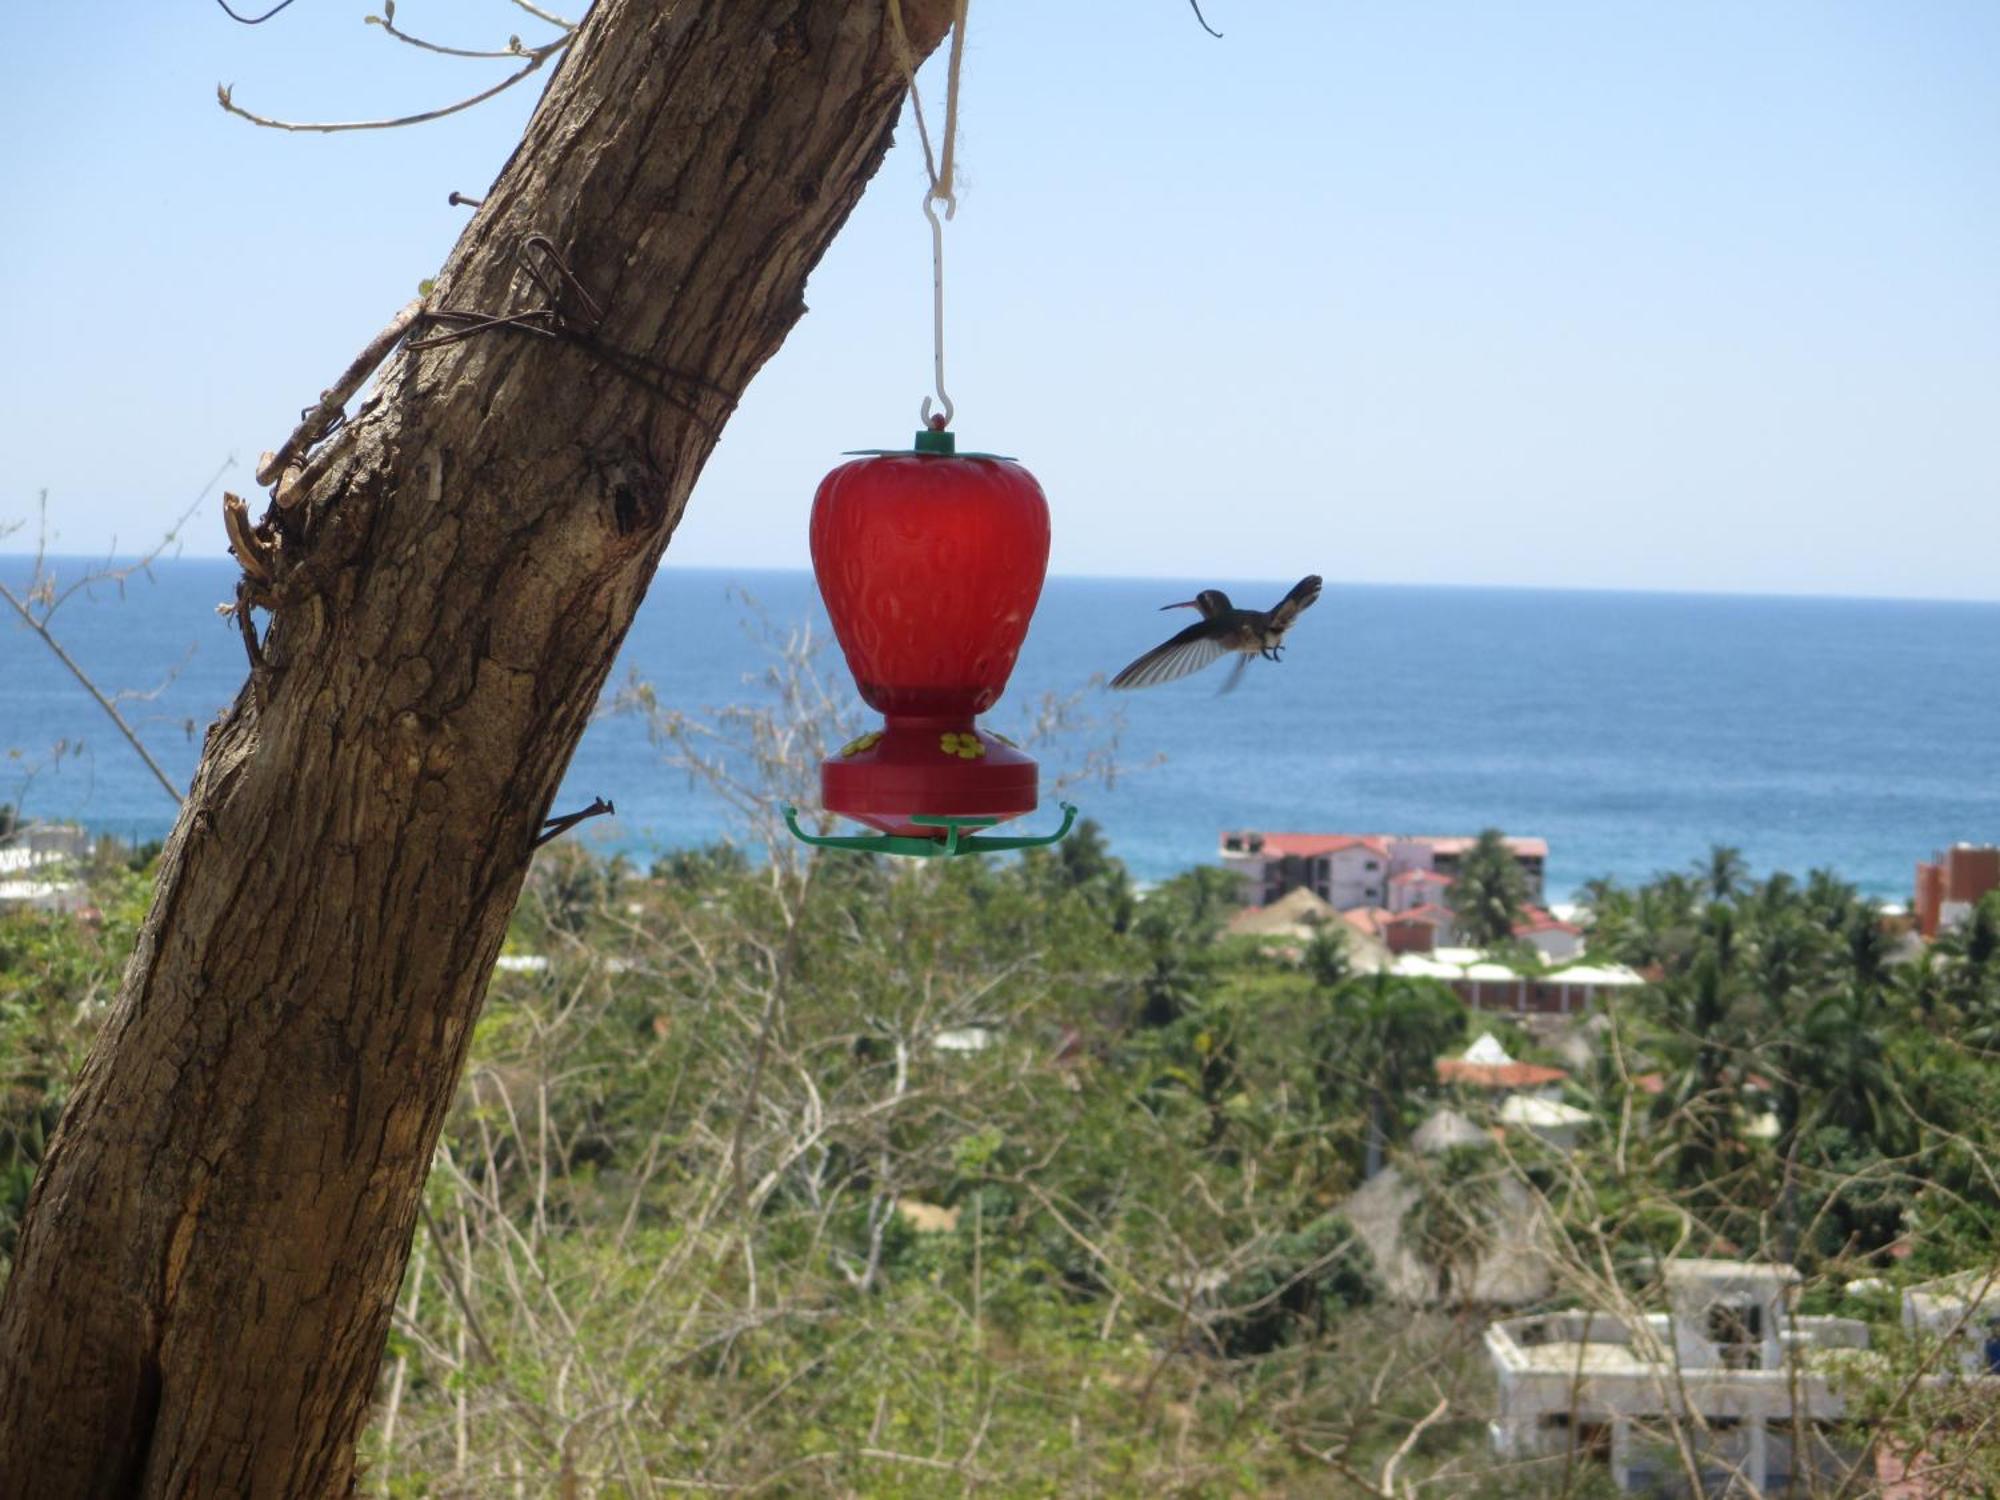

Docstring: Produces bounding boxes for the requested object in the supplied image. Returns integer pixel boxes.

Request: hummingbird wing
[1218,651,1252,696]
[1109,617,1230,689]
[1268,575,1323,631]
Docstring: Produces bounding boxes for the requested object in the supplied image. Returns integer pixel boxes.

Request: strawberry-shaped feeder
[784,421,1076,856]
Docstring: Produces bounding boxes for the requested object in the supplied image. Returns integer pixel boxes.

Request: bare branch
[217,47,560,135]
[505,0,575,31]
[365,9,535,60]
[253,301,418,494]
[2,459,235,809]
[0,581,184,805]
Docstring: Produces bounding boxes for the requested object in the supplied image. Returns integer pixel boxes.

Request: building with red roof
[1219,830,1546,911]
[1435,1035,1569,1096]
[1512,905,1585,962]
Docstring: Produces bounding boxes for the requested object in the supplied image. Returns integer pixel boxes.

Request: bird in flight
[1109,575,1322,694]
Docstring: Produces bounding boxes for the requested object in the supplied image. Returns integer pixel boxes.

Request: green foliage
[1448,828,1530,946]
[1210,1213,1379,1356]
[0,862,150,1270]
[6,820,2000,1493]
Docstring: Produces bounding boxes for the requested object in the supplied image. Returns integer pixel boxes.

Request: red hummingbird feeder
[784,24,1071,854]
[784,421,1077,856]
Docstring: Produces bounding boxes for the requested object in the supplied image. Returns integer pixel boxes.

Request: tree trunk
[0,2,952,1493]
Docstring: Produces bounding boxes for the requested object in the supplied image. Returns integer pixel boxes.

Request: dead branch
[257,299,422,488]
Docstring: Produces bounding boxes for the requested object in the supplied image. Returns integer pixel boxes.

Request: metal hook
[920,192,955,430]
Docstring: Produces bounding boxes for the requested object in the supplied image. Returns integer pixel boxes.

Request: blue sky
[3,0,1996,598]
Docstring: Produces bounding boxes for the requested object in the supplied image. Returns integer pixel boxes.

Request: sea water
[4,557,1996,899]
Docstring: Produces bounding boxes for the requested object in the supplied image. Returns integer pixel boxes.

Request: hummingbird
[1109,575,1323,693]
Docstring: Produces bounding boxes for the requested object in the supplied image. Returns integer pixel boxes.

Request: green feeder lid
[842,428,1016,462]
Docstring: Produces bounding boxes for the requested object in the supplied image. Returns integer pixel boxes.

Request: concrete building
[1497,1093,1594,1150]
[1913,843,2000,939]
[1901,1271,2000,1377]
[1488,1262,1864,1493]
[1488,1262,2000,1494]
[1219,830,1546,909]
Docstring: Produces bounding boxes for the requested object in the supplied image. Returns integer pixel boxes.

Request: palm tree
[1619,872,1702,974]
[1843,907,1891,992]
[1936,893,2000,1017]
[1577,876,1634,956]
[1697,844,1749,903]
[1803,867,1860,932]
[1702,901,1740,974]
[1314,974,1461,1178]
[1793,985,1901,1144]
[1650,951,1740,1183]
[1751,917,1816,1019]
[1752,869,1798,921]
[1130,866,1239,1025]
[1448,829,1530,948]
[1304,922,1351,989]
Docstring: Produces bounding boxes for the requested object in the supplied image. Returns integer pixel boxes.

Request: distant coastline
[6,556,1996,898]
[9,551,2000,609]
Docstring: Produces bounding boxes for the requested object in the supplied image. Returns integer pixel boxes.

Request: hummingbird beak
[1161,599,1199,612]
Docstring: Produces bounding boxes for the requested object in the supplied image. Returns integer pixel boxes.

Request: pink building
[1220,830,1547,911]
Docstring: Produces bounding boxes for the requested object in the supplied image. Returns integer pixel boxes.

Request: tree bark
[0,2,951,1493]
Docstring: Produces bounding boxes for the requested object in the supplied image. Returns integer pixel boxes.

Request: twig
[730,864,819,1210]
[234,583,268,681]
[366,6,534,60]
[257,299,422,487]
[0,467,230,808]
[1378,1393,1448,1496]
[0,584,184,804]
[505,0,575,30]
[1188,0,1223,38]
[217,49,558,135]
[38,458,232,619]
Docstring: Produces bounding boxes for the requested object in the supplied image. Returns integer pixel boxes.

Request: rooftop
[1437,1035,1569,1090]
[1498,1094,1592,1130]
[1390,868,1453,886]
[1225,885,1337,936]
[1389,902,1452,927]
[1662,1258,1801,1285]
[1221,831,1548,860]
[1514,905,1581,935]
[1543,963,1646,988]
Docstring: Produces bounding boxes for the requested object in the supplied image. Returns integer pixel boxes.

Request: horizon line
[4,550,1997,611]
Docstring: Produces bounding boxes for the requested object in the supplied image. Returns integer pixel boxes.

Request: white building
[1487,1261,1999,1494]
[1902,1270,2000,1376]
[1496,1093,1594,1150]
[1218,831,1546,910]
[1515,906,1586,963]
[0,823,90,915]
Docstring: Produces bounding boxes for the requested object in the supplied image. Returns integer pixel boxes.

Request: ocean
[4,556,1997,901]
